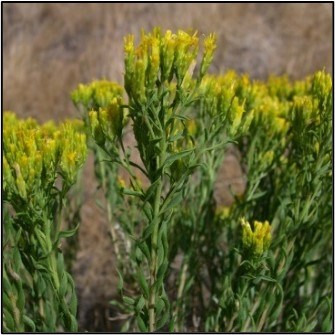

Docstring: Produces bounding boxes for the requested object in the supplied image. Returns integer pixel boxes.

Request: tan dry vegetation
[2,3,333,331]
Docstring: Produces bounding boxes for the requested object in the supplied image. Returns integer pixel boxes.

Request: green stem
[148,134,166,332]
[173,259,189,332]
[148,178,162,332]
[97,148,121,263]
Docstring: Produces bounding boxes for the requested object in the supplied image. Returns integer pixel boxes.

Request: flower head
[241,217,271,257]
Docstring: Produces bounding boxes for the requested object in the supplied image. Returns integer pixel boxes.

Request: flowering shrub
[3,27,332,332]
[71,28,332,332]
[3,112,87,332]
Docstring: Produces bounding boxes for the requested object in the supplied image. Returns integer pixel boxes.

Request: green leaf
[137,241,151,262]
[168,131,184,143]
[149,137,163,145]
[34,228,49,252]
[157,234,165,268]
[13,247,22,270]
[23,315,36,332]
[123,296,135,306]
[143,178,160,203]
[45,301,57,331]
[120,320,130,332]
[137,269,149,299]
[57,224,79,240]
[257,275,278,284]
[68,313,78,332]
[160,191,183,215]
[167,113,190,123]
[135,246,143,262]
[160,220,169,252]
[59,273,68,297]
[2,293,14,313]
[142,203,153,221]
[122,188,143,197]
[156,309,170,330]
[321,313,332,332]
[34,263,49,273]
[163,148,194,170]
[142,221,156,241]
[156,296,165,316]
[68,289,78,316]
[16,283,25,311]
[2,275,12,295]
[184,277,194,293]
[136,315,148,332]
[3,308,15,331]
[156,261,169,283]
[116,269,124,293]
[135,295,146,313]
[168,315,175,332]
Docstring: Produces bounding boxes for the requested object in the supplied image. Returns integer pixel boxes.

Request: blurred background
[2,3,333,331]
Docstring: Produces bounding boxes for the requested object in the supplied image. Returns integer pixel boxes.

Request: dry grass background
[2,3,333,331]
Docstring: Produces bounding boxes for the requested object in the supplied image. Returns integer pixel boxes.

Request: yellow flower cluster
[195,70,332,144]
[311,70,332,99]
[3,112,87,200]
[88,96,124,143]
[241,217,271,257]
[59,121,87,184]
[291,95,319,125]
[71,80,123,110]
[124,28,216,103]
[198,72,254,137]
[72,80,124,142]
[255,95,290,134]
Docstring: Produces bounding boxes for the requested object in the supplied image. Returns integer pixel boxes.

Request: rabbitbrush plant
[3,27,331,333]
[72,28,332,332]
[2,113,87,332]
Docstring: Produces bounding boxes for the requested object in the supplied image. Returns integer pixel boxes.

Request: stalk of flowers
[71,80,135,271]
[68,26,332,332]
[205,71,332,332]
[227,76,291,225]
[3,112,87,332]
[71,79,124,114]
[168,70,258,330]
[121,28,223,332]
[268,71,332,331]
[76,28,218,332]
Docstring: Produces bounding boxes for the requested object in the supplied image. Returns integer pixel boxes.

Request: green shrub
[3,27,331,333]
[3,113,87,332]
[71,28,332,332]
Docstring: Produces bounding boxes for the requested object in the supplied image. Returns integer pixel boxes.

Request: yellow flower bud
[117,177,126,189]
[13,162,27,199]
[124,34,135,55]
[200,33,217,77]
[175,30,199,81]
[133,59,146,103]
[3,156,13,193]
[230,98,245,137]
[161,30,176,81]
[42,138,57,169]
[88,111,104,145]
[186,119,197,137]
[146,37,161,90]
[71,83,92,109]
[311,70,332,98]
[216,206,231,220]
[241,218,271,257]
[59,121,87,184]
[241,110,254,135]
[262,150,274,168]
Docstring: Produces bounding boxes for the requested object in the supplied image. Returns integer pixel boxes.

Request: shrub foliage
[3,28,332,332]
